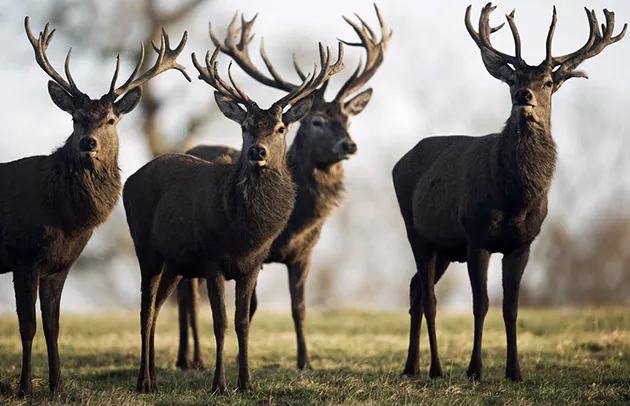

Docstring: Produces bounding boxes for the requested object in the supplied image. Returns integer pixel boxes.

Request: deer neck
[495,111,557,209]
[287,133,346,220]
[46,138,121,232]
[223,156,296,242]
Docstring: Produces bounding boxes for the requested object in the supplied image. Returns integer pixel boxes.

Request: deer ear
[344,88,373,116]
[114,88,143,115]
[214,92,247,124]
[283,96,313,125]
[552,69,588,93]
[480,49,516,84]
[48,81,75,114]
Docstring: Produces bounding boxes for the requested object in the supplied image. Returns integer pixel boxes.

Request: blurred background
[0,0,629,313]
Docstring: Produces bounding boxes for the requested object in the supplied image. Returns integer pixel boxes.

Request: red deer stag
[0,18,189,398]
[393,3,626,382]
[123,40,343,393]
[176,5,390,371]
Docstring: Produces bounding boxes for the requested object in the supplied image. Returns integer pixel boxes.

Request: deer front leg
[136,252,163,394]
[234,267,260,392]
[502,245,529,382]
[206,271,227,395]
[39,269,70,397]
[13,268,40,398]
[466,245,491,381]
[288,258,311,370]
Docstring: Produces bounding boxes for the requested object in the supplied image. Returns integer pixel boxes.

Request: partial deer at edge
[392,3,626,382]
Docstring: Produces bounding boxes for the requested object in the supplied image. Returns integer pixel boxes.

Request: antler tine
[551,8,627,76]
[275,42,345,108]
[227,62,252,104]
[209,13,298,92]
[109,55,121,95]
[292,53,308,81]
[192,47,251,105]
[545,6,558,64]
[505,10,522,64]
[334,4,390,102]
[108,29,190,99]
[115,43,145,91]
[63,48,82,95]
[24,17,83,97]
[259,38,297,91]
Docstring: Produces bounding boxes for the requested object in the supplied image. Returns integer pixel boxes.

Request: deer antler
[274,42,344,108]
[549,8,627,79]
[209,13,298,93]
[465,3,521,67]
[332,3,392,102]
[106,28,191,100]
[193,41,344,109]
[192,47,255,106]
[24,17,85,97]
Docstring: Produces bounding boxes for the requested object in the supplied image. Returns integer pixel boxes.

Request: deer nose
[247,145,268,162]
[341,140,358,155]
[514,88,534,105]
[79,137,99,152]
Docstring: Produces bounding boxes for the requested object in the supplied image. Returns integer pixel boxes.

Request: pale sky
[1,0,629,312]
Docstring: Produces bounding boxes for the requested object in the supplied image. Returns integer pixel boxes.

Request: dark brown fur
[0,88,142,397]
[123,92,314,393]
[176,91,373,371]
[393,4,625,383]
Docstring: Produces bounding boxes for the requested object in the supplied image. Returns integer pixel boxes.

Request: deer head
[192,43,344,170]
[209,4,391,167]
[466,3,627,128]
[25,17,191,169]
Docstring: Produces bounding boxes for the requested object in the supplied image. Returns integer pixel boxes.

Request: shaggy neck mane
[45,138,121,233]
[495,113,557,210]
[288,130,346,222]
[223,155,296,244]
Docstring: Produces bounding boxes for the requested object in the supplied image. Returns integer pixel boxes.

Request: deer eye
[312,118,323,127]
[278,126,285,134]
[107,119,115,125]
[545,80,553,88]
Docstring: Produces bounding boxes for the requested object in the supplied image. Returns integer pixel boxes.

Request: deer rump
[123,152,294,280]
[394,133,550,262]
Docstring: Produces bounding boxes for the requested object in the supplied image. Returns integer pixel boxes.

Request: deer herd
[0,1,626,399]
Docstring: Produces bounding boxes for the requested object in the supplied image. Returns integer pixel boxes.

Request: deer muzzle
[247,145,268,167]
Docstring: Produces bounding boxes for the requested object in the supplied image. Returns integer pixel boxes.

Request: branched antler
[465,3,520,67]
[24,16,84,97]
[333,3,392,102]
[107,28,191,100]
[550,8,627,79]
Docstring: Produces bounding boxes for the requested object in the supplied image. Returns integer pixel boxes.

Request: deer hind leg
[13,268,40,398]
[502,245,529,382]
[135,249,163,394]
[149,265,181,386]
[288,258,311,370]
[176,278,197,370]
[39,269,69,397]
[466,244,491,381]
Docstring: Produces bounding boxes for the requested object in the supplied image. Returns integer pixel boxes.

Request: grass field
[0,308,629,405]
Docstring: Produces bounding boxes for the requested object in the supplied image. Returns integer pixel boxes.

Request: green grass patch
[0,308,629,405]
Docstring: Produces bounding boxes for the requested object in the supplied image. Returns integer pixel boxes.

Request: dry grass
[0,308,629,405]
